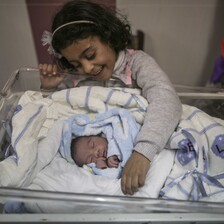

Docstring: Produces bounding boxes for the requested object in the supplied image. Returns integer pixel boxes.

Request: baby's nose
[94,149,103,158]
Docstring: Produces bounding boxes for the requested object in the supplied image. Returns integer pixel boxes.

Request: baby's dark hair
[51,0,132,70]
[70,137,81,165]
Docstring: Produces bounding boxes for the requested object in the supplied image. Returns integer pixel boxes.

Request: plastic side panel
[1,213,224,223]
[0,69,224,220]
[1,68,41,96]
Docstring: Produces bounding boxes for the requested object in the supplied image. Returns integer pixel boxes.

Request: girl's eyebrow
[80,46,92,57]
[68,46,92,63]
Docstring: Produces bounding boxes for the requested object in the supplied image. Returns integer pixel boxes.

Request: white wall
[0,0,38,90]
[117,0,224,86]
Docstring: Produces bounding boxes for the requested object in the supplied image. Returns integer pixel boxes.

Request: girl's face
[60,36,117,80]
[73,136,108,166]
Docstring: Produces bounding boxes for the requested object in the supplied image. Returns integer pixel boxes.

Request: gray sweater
[63,49,182,162]
[112,50,182,161]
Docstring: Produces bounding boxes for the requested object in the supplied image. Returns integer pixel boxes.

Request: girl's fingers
[42,64,48,72]
[47,64,53,74]
[53,64,57,75]
[40,64,48,75]
[39,64,59,76]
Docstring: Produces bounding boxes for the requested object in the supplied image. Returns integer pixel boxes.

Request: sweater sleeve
[131,50,182,161]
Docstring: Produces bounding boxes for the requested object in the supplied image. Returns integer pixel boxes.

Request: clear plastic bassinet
[0,68,224,223]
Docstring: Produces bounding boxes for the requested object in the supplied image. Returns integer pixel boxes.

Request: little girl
[39,0,182,195]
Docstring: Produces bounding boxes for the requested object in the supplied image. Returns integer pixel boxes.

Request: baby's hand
[107,155,119,168]
[95,157,107,169]
[39,64,65,89]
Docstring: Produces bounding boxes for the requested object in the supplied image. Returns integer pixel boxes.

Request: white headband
[41,20,95,58]
[52,20,95,37]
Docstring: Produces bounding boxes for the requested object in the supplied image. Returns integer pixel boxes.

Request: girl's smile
[60,36,117,80]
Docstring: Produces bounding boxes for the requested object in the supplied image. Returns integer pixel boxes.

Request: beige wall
[0,0,224,89]
[0,0,38,90]
[117,0,224,86]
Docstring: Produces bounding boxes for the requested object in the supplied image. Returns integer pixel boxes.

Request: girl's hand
[121,151,150,195]
[107,155,119,168]
[39,64,65,89]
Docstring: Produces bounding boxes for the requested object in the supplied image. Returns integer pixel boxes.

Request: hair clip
[41,31,62,58]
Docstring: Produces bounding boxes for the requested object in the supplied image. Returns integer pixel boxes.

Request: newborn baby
[71,135,120,170]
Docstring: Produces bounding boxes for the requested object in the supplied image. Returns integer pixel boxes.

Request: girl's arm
[121,50,182,195]
[133,50,182,161]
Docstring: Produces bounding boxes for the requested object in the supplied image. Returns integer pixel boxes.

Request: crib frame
[0,68,224,223]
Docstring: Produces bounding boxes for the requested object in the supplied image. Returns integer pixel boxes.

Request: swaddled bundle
[60,108,141,179]
[0,86,148,187]
[1,86,175,213]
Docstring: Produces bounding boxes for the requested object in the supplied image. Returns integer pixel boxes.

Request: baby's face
[73,136,108,166]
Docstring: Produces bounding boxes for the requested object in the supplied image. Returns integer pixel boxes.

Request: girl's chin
[97,72,112,81]
[93,74,108,81]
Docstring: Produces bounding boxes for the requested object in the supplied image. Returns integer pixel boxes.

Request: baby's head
[71,135,108,167]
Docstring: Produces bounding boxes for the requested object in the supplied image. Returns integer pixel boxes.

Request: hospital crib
[0,68,224,223]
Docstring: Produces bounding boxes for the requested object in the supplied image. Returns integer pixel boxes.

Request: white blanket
[1,86,224,213]
[0,87,148,186]
[0,87,175,212]
[160,105,224,201]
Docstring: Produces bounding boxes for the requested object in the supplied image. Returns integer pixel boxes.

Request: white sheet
[160,105,224,201]
[1,85,224,212]
[25,118,174,212]
[0,87,148,186]
[0,87,175,213]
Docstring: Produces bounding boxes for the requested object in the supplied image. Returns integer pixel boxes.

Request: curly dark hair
[51,0,132,70]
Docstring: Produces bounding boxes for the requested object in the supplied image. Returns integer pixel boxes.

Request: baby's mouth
[103,150,107,158]
[104,146,108,157]
[97,148,105,158]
